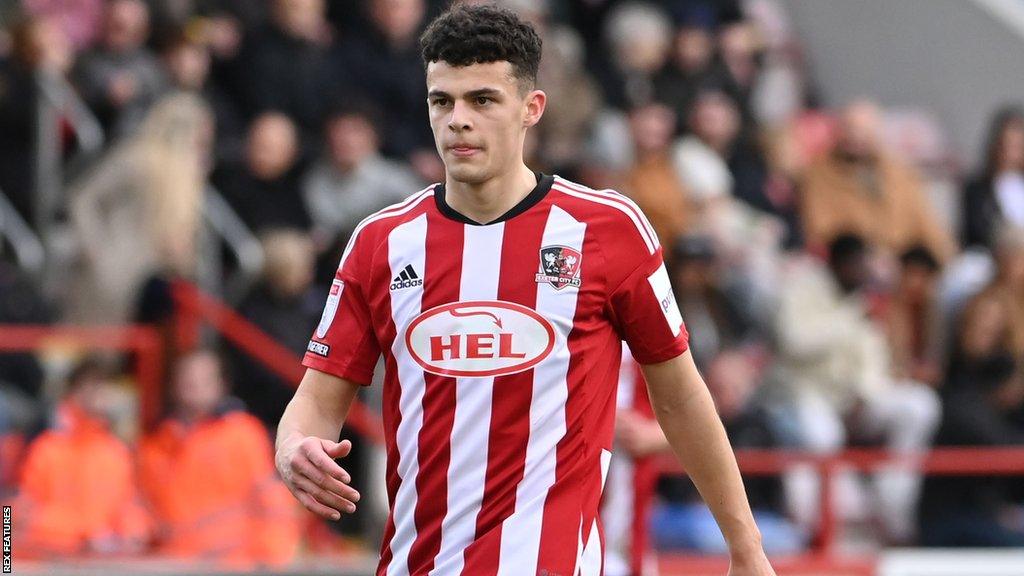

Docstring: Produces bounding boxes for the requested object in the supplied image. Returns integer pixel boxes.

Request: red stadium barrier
[170,281,384,444]
[637,447,1024,575]
[0,285,382,443]
[0,324,163,428]
[657,553,876,576]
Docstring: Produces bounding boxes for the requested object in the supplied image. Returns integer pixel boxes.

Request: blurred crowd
[1,0,1024,566]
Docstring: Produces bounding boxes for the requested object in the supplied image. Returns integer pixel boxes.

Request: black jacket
[962,175,1002,250]
[918,355,1024,524]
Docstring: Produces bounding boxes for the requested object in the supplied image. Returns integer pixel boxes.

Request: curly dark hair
[420,3,542,91]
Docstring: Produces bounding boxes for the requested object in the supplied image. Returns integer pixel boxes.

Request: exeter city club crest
[535,246,582,290]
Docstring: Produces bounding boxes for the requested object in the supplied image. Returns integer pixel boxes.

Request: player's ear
[523,89,546,128]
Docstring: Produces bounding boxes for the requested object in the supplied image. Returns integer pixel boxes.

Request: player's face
[426,60,545,184]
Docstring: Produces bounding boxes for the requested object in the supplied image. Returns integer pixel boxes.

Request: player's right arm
[275,368,363,521]
[281,217,382,519]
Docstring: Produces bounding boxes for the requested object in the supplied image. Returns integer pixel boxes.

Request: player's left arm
[641,350,776,576]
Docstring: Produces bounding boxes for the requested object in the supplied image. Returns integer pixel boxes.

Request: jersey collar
[434,172,554,226]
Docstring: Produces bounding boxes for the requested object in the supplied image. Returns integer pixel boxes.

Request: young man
[276,5,774,575]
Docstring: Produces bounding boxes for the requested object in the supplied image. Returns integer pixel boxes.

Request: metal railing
[33,69,105,239]
[0,188,45,278]
[199,186,265,304]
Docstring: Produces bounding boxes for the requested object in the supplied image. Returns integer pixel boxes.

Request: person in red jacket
[14,358,151,557]
[137,348,301,567]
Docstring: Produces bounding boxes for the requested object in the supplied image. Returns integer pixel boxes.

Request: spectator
[171,4,255,70]
[341,0,437,178]
[233,230,322,430]
[159,30,245,161]
[23,0,104,51]
[918,295,1024,546]
[800,100,956,263]
[713,19,762,123]
[615,350,805,556]
[886,246,945,387]
[161,30,210,92]
[599,2,673,109]
[754,124,806,249]
[0,14,74,225]
[146,0,265,49]
[505,0,602,175]
[671,90,735,233]
[72,0,167,137]
[683,89,803,249]
[653,17,719,130]
[772,234,940,542]
[884,110,960,238]
[215,112,310,233]
[960,226,1024,363]
[962,106,1024,251]
[68,94,212,324]
[302,102,423,254]
[137,349,301,567]
[669,234,762,371]
[621,102,691,261]
[191,1,267,36]
[230,0,342,146]
[672,88,787,304]
[744,0,807,128]
[14,358,151,557]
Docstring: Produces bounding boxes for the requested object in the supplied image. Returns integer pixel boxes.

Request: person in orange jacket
[14,358,151,557]
[137,348,302,568]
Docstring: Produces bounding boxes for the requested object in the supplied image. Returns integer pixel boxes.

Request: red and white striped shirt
[303,174,688,576]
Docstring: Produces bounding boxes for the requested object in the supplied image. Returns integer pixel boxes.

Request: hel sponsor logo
[307,340,330,357]
[536,245,582,290]
[315,279,344,339]
[390,264,423,291]
[405,300,556,377]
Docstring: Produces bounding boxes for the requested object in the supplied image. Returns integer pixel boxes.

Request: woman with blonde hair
[67,93,213,323]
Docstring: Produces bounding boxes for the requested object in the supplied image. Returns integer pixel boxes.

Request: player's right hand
[277,436,361,521]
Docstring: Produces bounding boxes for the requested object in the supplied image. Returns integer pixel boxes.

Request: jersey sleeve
[607,246,689,365]
[302,234,381,385]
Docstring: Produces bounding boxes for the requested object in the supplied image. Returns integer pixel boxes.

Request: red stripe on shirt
[405,214,464,573]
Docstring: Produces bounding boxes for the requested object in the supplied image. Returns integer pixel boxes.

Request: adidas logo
[390,264,423,290]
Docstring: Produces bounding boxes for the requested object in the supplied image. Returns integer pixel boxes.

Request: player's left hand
[727,548,776,575]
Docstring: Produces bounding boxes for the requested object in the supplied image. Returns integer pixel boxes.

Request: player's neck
[444,164,537,224]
